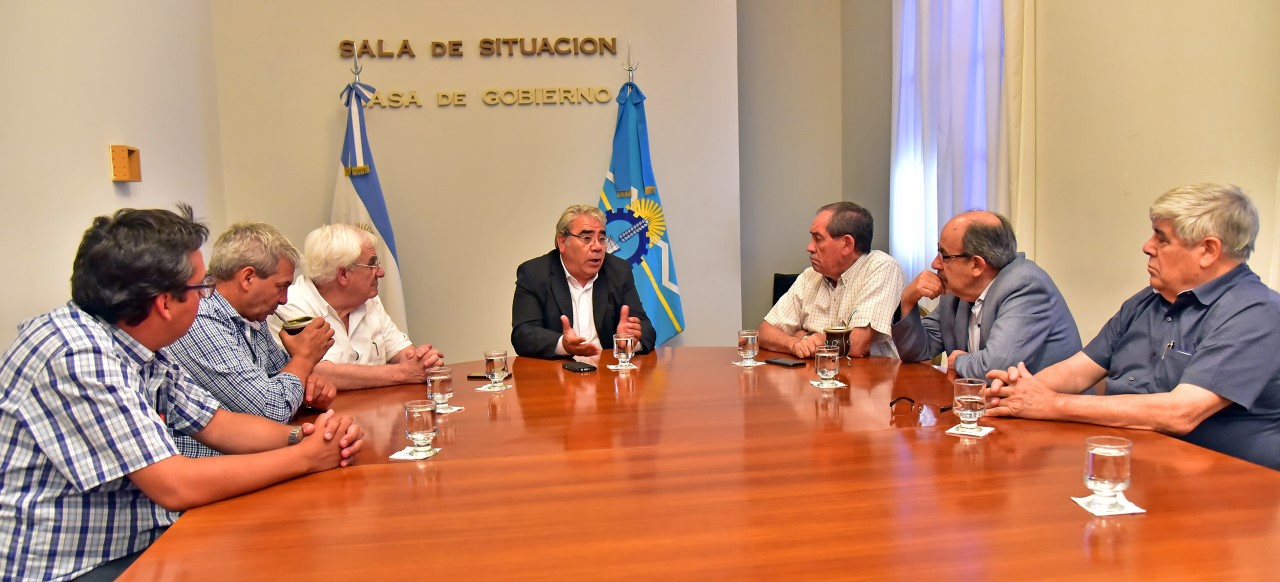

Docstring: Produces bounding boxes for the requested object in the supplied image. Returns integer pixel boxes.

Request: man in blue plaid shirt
[0,206,366,581]
[170,222,338,458]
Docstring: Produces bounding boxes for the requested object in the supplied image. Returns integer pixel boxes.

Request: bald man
[892,211,1081,378]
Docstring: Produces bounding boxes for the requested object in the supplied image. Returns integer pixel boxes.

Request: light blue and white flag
[598,82,684,345]
[332,80,408,332]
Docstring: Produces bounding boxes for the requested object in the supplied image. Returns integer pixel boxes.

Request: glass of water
[403,399,438,459]
[736,330,762,366]
[814,346,840,388]
[427,366,458,414]
[612,334,637,370]
[480,350,510,392]
[1084,436,1132,510]
[952,377,987,433]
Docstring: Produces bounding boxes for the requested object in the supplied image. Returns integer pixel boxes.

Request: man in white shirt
[272,224,442,389]
[760,202,904,358]
[511,205,654,359]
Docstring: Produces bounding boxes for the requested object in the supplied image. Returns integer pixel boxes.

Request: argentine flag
[598,82,685,345]
[332,80,408,332]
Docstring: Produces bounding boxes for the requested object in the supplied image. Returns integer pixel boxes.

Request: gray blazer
[892,255,1081,378]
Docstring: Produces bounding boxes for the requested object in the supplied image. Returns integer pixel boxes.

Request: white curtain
[890,0,1006,277]
[1000,0,1037,259]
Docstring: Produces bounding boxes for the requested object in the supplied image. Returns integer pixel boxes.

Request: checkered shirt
[0,302,219,581]
[765,250,905,357]
[169,292,302,458]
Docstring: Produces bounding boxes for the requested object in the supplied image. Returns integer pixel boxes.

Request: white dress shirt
[555,258,601,356]
[270,275,412,364]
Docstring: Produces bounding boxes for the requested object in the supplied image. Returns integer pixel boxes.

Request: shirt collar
[560,256,599,289]
[827,253,865,287]
[1175,262,1254,306]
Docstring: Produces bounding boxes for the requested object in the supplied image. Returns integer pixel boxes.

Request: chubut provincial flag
[332,80,408,332]
[598,82,685,345]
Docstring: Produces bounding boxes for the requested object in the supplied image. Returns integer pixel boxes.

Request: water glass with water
[952,378,987,432]
[427,366,457,413]
[613,334,637,369]
[1084,436,1132,510]
[815,346,840,388]
[403,399,438,459]
[736,330,761,366]
[482,350,510,392]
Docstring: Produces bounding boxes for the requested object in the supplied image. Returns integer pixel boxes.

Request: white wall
[209,0,741,360]
[1034,0,1280,340]
[0,0,222,348]
[738,0,893,327]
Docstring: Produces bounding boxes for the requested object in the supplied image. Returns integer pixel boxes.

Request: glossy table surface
[123,347,1280,580]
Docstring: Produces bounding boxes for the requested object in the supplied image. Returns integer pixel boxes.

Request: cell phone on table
[562,361,597,373]
[764,357,805,368]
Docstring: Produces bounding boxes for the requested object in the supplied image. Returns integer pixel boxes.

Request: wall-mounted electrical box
[110,145,141,182]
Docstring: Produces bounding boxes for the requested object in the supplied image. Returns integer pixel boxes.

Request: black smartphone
[467,372,513,380]
[563,361,597,373]
[764,357,805,368]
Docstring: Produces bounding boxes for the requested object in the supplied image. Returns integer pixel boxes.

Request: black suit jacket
[511,249,656,359]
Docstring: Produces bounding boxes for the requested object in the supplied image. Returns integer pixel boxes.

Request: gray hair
[555,204,606,242]
[208,222,300,281]
[1150,183,1258,261]
[302,224,377,284]
[818,202,873,254]
[961,212,1017,270]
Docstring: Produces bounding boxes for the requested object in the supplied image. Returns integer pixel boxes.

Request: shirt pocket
[1156,348,1193,390]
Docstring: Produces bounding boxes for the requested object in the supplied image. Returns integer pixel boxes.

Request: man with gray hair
[272,223,442,389]
[512,204,654,359]
[170,222,338,458]
[984,183,1280,469]
[892,211,1081,378]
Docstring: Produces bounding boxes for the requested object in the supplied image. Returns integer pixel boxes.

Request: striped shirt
[765,250,904,357]
[169,292,302,458]
[0,302,219,581]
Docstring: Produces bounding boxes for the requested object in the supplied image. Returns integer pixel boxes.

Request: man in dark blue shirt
[984,183,1280,469]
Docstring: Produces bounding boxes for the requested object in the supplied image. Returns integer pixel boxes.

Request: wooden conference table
[124,347,1280,580]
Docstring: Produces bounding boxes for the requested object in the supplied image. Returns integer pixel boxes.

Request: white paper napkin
[390,446,440,460]
[1071,493,1146,516]
[731,360,766,367]
[945,424,996,438]
[809,380,848,388]
[607,364,640,371]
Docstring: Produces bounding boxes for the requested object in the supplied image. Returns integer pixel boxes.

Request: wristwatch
[287,425,303,446]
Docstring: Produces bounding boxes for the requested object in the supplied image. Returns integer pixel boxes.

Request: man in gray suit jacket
[892,211,1080,379]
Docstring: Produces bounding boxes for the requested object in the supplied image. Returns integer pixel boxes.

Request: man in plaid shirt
[0,206,365,581]
[760,202,904,359]
[169,222,339,458]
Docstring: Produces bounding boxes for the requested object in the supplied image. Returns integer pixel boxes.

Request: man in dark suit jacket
[892,211,1080,379]
[512,205,655,359]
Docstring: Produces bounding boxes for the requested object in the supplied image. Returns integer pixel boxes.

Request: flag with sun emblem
[598,81,684,345]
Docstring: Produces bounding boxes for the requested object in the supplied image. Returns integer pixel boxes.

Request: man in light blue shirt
[169,222,338,458]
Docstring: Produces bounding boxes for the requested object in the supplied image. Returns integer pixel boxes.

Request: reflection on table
[121,347,1280,580]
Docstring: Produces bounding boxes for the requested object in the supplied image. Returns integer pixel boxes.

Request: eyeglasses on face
[349,258,382,271]
[182,275,217,299]
[563,231,609,246]
[937,250,972,261]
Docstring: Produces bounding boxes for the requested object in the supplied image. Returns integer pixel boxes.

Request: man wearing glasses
[511,204,654,359]
[0,206,364,581]
[272,223,442,390]
[892,211,1081,378]
[169,222,339,458]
